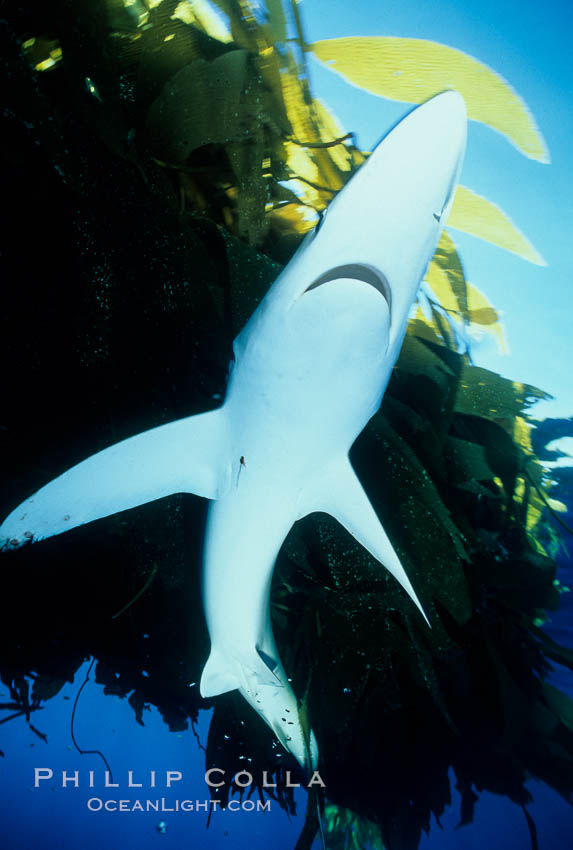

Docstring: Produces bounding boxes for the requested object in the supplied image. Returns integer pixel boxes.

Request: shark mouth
[304,263,392,313]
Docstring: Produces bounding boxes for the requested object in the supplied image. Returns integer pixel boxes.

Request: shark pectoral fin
[0,407,232,551]
[300,457,429,626]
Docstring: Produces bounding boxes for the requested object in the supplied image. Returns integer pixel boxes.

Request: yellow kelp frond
[312,99,354,173]
[311,36,549,162]
[514,416,534,454]
[171,0,233,42]
[281,59,326,155]
[281,54,348,192]
[266,201,317,238]
[118,0,150,27]
[426,231,468,317]
[465,282,508,354]
[513,475,560,549]
[425,233,508,352]
[204,0,262,52]
[171,1,194,24]
[449,185,546,265]
[547,497,567,514]
[465,283,499,326]
[23,37,63,72]
[283,145,325,209]
[256,46,292,137]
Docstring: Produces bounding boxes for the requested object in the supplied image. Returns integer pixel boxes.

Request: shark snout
[423,90,467,135]
[403,90,467,161]
[421,91,467,220]
[392,90,467,202]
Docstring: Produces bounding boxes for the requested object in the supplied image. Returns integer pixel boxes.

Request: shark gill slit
[304,263,392,315]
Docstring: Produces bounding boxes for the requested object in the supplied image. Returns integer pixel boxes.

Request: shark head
[259,90,467,342]
[231,91,467,456]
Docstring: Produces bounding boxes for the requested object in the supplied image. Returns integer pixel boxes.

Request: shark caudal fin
[0,408,232,551]
[299,456,429,626]
[200,646,319,770]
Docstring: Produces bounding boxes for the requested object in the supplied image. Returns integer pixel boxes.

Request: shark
[0,91,467,772]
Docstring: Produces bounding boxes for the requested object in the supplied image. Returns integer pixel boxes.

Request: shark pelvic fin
[0,407,232,551]
[299,457,429,626]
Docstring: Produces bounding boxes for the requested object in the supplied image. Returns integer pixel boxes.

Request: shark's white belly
[202,279,393,656]
[230,278,393,464]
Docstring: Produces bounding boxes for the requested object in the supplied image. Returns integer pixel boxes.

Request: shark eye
[304,263,392,313]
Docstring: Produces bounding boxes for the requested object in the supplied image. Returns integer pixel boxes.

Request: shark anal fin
[1,407,231,550]
[299,457,429,625]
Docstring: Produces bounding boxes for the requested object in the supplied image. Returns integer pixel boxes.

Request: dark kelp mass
[0,2,572,850]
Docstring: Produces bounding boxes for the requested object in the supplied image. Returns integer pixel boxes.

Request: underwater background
[1,1,573,848]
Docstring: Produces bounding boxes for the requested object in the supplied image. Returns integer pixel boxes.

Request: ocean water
[1,2,572,849]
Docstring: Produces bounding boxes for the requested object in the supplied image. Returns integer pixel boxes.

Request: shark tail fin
[201,647,319,771]
[1,407,232,551]
[299,456,429,626]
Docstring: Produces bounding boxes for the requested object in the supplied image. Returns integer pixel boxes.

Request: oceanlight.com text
[86,797,271,813]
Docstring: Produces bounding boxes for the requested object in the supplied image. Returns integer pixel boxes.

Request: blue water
[0,683,306,850]
[2,649,573,849]
[2,538,572,849]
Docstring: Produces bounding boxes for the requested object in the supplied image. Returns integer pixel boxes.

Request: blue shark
[0,91,467,771]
